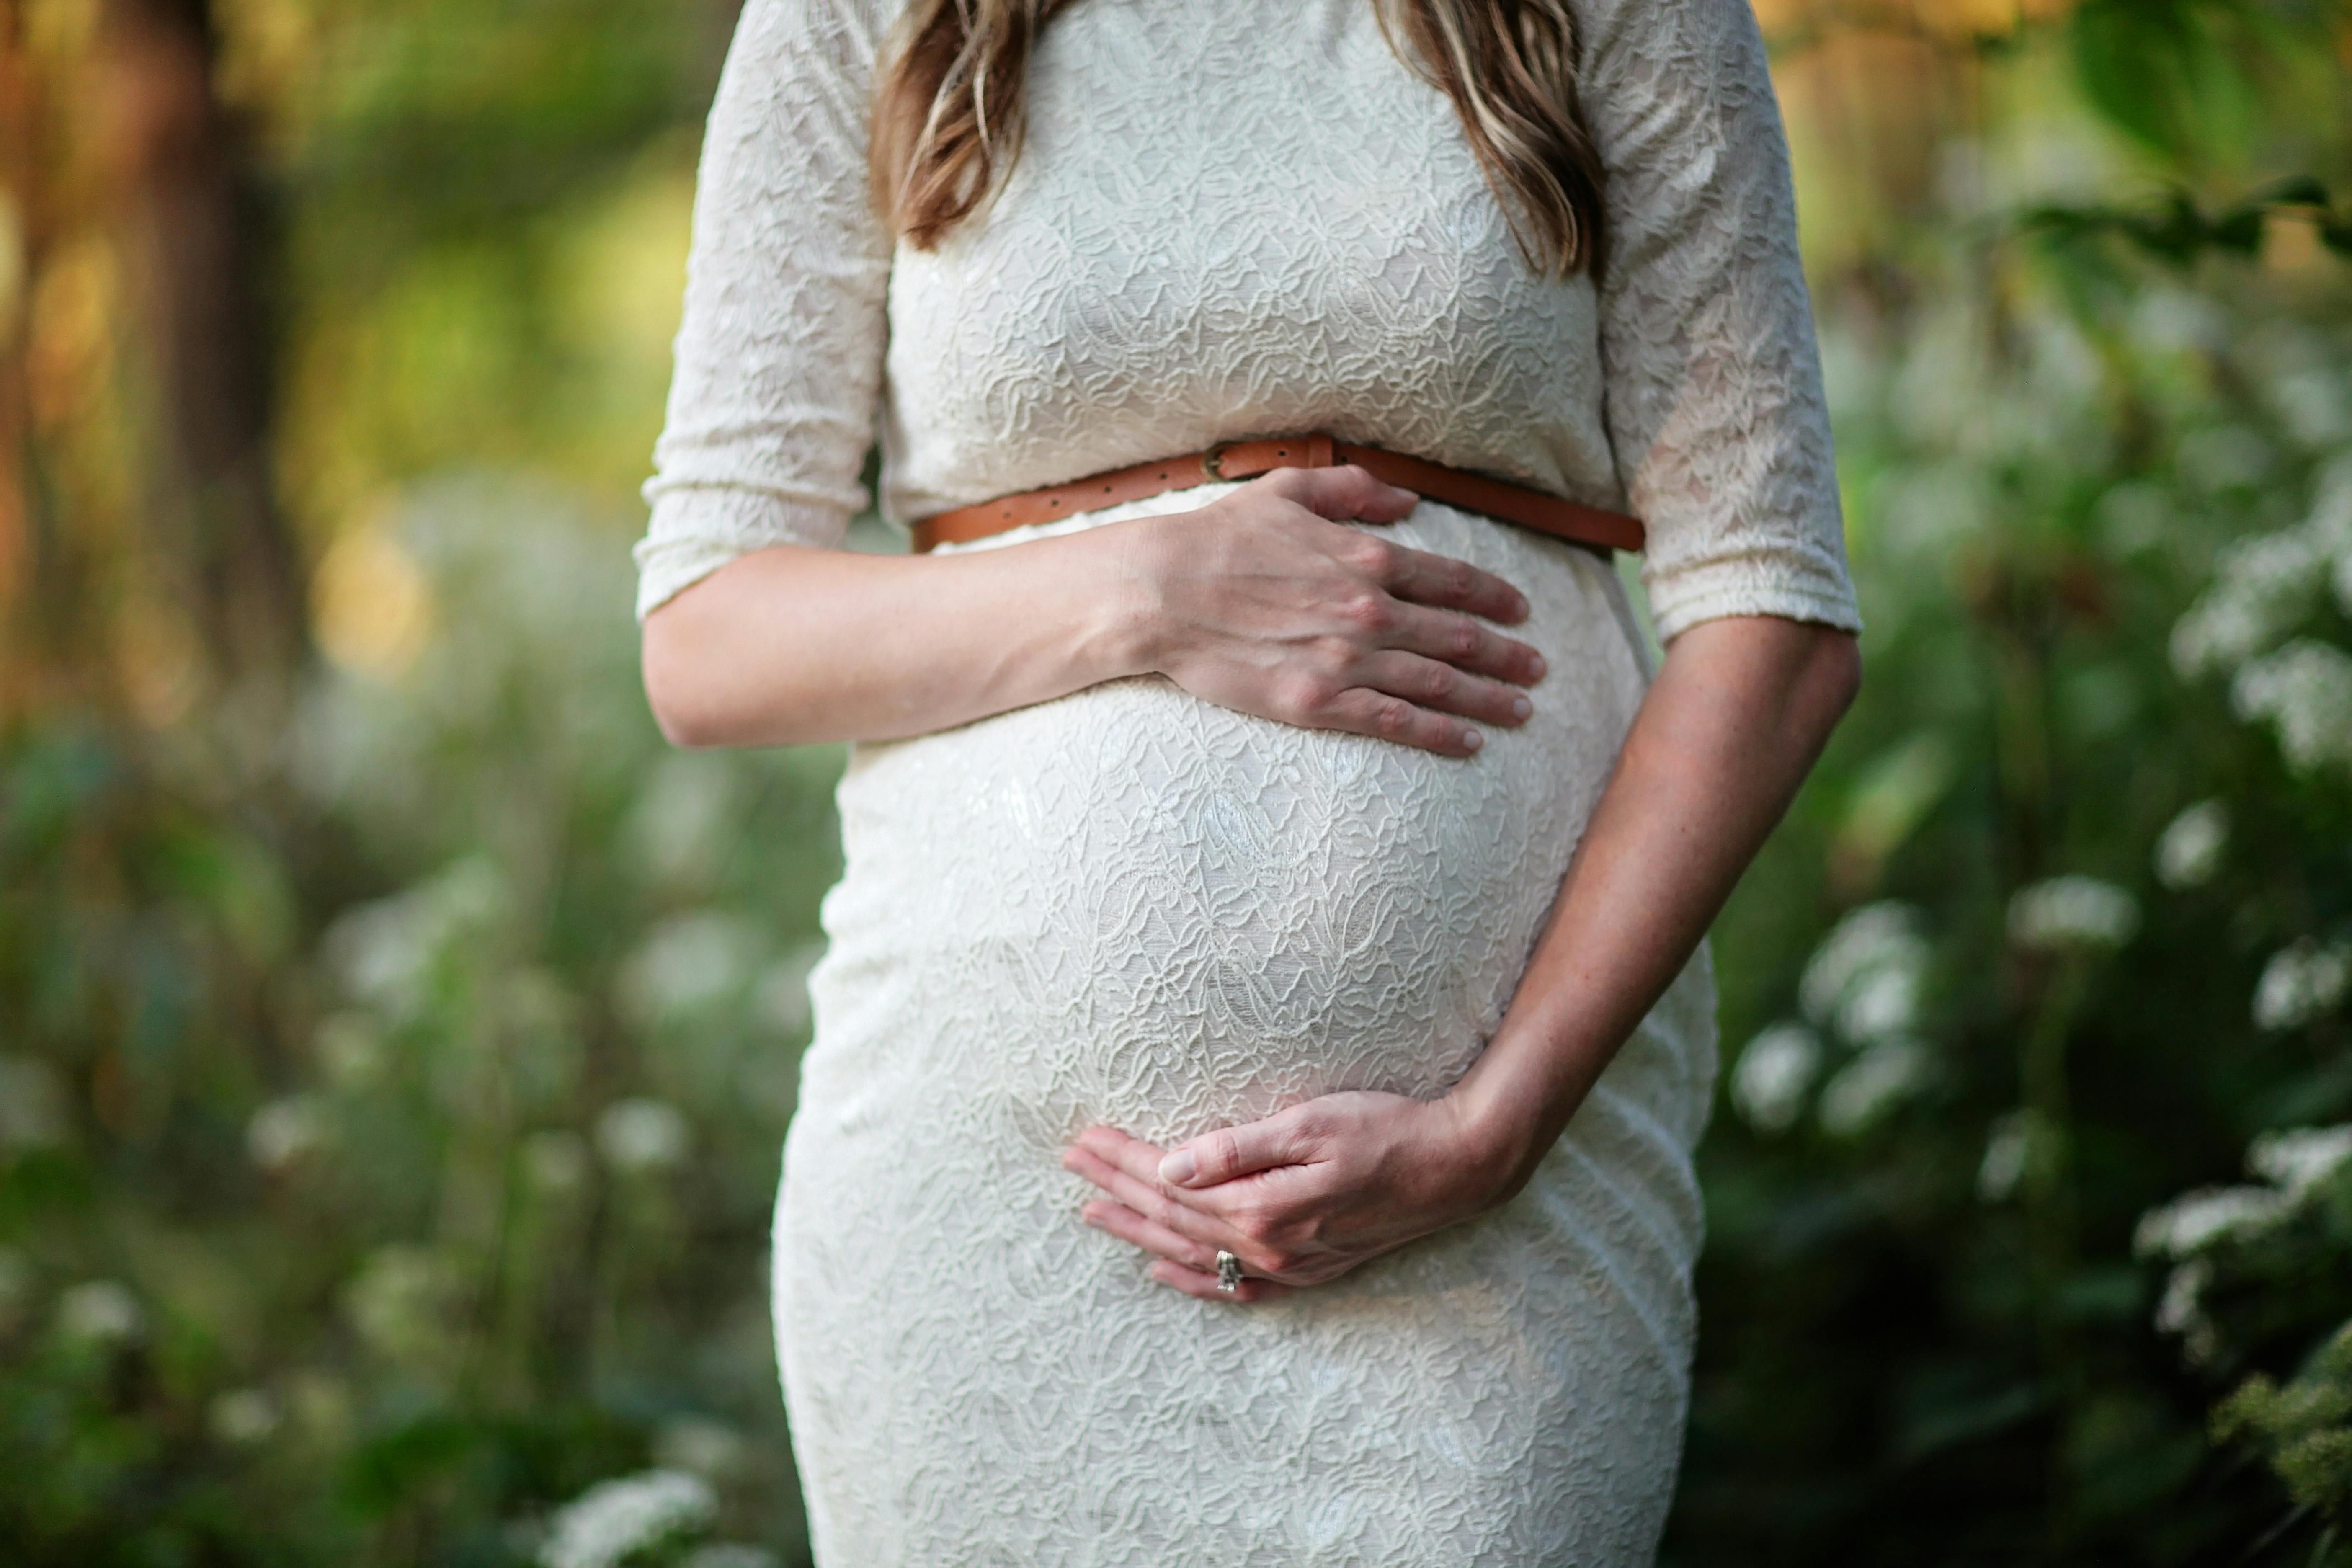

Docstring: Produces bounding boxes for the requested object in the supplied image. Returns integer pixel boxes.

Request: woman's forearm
[638,468,1549,754]
[640,529,1153,749]
[1449,615,1863,1188]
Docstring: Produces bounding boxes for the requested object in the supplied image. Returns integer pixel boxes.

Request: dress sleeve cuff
[1643,554,1865,644]
[632,485,850,621]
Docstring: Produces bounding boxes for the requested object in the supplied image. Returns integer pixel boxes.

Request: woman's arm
[642,465,1551,758]
[1063,614,1859,1301]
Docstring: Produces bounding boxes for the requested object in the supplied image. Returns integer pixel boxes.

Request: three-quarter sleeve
[1579,0,1862,642]
[633,0,893,622]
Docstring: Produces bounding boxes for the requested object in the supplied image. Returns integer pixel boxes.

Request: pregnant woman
[635,0,1861,1560]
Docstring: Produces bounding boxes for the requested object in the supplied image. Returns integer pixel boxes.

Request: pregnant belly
[799,507,1649,1151]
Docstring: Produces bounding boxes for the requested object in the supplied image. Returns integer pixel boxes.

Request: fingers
[1350,651,1534,731]
[1372,538,1531,627]
[1062,1141,1240,1255]
[1083,1199,1218,1272]
[1253,464,1419,527]
[1161,1112,1313,1189]
[1313,689,1487,758]
[1083,1198,1292,1305]
[1271,480,1530,627]
[1374,601,1546,686]
[1148,1259,1292,1305]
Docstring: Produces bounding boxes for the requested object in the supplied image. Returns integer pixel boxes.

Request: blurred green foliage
[3,0,2351,1564]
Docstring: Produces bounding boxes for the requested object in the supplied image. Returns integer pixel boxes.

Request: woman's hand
[1060,1090,1516,1304]
[1115,466,1548,758]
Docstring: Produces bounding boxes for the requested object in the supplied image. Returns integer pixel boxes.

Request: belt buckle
[1201,440,1234,482]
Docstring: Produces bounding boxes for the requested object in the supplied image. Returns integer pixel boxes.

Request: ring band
[1215,1250,1244,1294]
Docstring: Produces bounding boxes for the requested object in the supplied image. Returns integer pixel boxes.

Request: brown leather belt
[909,432,1646,555]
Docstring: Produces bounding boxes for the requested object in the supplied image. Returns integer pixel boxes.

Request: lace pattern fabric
[634,0,1860,642]
[781,494,1718,1565]
[637,1,1858,1561]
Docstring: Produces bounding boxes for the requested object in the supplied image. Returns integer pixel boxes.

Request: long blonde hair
[871,0,1607,277]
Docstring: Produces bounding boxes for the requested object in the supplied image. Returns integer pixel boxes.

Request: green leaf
[2068,0,2267,167]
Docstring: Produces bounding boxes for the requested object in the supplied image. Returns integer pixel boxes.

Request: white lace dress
[634,1,1860,1561]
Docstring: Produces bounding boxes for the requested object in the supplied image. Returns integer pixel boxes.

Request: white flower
[2308,454,2352,552]
[2170,530,2326,678]
[2231,639,2352,774]
[247,1095,331,1172]
[2269,366,2350,448]
[1818,1038,1933,1137]
[1729,1024,1821,1135]
[2251,939,2352,1032]
[209,1388,282,1445]
[2154,1258,2211,1335]
[1798,903,1929,1031]
[616,913,763,1028]
[1836,964,1924,1044]
[2007,877,2139,953]
[0,1055,70,1151]
[322,858,507,1016]
[1977,1112,2031,1203]
[2153,800,2228,890]
[2246,1124,2352,1199]
[56,1280,143,1345]
[596,1099,690,1173]
[2132,1185,2290,1259]
[539,1470,715,1568]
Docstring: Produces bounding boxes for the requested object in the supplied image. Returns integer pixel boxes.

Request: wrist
[1442,1045,1583,1206]
[1065,514,1178,685]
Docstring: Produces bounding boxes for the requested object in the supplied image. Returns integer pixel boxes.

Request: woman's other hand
[1060,1091,1512,1303]
[1113,466,1548,758]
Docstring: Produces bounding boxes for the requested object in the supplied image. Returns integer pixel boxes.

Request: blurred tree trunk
[100,0,307,697]
[0,3,34,682]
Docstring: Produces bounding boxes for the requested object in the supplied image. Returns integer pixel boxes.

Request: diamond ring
[1215,1251,1245,1295]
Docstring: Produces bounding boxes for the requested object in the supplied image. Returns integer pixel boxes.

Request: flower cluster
[2172,454,2352,777]
[1733,903,1938,1138]
[2231,640,2352,775]
[2133,1122,2352,1364]
[2152,800,2228,890]
[2172,455,2352,679]
[538,1470,715,1568]
[2251,939,2352,1032]
[2006,876,2140,953]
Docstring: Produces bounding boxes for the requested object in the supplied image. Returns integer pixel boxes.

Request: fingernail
[1528,652,1547,679]
[1159,1149,1198,1186]
[1462,728,1484,752]
[1510,695,1532,721]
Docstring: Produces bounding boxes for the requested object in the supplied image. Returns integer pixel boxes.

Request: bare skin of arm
[642,467,1549,760]
[1064,610,1861,1302]
[643,462,1859,1305]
